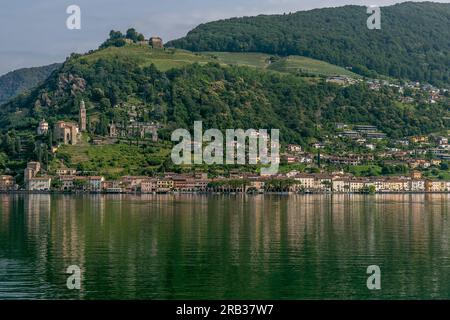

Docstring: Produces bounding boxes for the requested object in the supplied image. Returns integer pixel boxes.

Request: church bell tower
[79,100,87,132]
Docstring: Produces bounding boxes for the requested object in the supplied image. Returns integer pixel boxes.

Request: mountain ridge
[0,63,62,105]
[167,2,450,86]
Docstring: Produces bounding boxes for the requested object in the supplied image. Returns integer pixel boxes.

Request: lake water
[1,193,450,300]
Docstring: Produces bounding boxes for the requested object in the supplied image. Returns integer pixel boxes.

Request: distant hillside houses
[336,124,386,140]
[35,99,162,144]
[108,121,159,141]
[326,76,359,86]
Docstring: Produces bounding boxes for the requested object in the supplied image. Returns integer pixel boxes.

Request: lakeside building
[58,175,105,192]
[140,179,158,193]
[102,180,123,193]
[294,174,316,191]
[410,180,426,192]
[28,177,52,191]
[425,180,450,192]
[6,166,450,194]
[248,179,265,193]
[156,179,174,193]
[121,176,150,192]
[24,162,41,190]
[89,176,105,192]
[170,174,210,192]
[0,175,16,191]
[60,175,77,191]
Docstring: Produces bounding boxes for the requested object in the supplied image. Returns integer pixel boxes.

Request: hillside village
[2,97,450,194]
[1,64,450,194]
[2,161,450,194]
[1,26,450,194]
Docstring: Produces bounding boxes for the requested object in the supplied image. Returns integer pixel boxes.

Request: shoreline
[3,190,450,195]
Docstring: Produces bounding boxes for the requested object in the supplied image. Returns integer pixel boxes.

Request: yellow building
[28,177,52,191]
[425,180,450,192]
[54,121,79,145]
[0,175,15,191]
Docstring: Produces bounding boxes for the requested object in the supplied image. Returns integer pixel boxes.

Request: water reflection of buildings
[0,195,12,227]
[2,194,450,298]
[22,194,87,297]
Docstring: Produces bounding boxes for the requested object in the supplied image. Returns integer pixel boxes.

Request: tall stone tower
[79,100,87,132]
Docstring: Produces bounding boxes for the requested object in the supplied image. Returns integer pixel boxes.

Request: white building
[37,119,49,135]
[409,180,425,192]
[294,174,315,191]
[28,177,51,191]
[89,176,105,192]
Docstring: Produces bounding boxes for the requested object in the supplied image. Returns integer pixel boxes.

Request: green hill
[0,41,448,177]
[204,52,359,77]
[167,2,450,86]
[69,45,359,78]
[1,43,447,136]
[0,63,61,105]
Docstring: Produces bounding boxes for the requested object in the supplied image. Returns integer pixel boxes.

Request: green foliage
[1,51,449,149]
[0,152,7,173]
[347,165,382,177]
[101,29,145,48]
[51,142,171,178]
[0,63,61,105]
[0,38,449,175]
[168,2,450,86]
[381,163,409,175]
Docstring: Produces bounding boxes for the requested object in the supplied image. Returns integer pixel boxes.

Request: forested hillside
[168,2,450,86]
[1,45,447,144]
[0,63,61,105]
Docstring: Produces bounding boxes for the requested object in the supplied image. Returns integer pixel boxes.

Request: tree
[126,28,139,42]
[34,142,43,163]
[97,114,109,136]
[73,179,88,191]
[109,30,123,40]
[51,178,62,190]
[48,130,53,149]
[0,152,7,172]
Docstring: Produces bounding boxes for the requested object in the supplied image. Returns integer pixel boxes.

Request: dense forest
[1,31,449,176]
[1,50,447,143]
[0,63,61,105]
[168,2,450,86]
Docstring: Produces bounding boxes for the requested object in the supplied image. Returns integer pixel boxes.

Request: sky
[0,0,449,75]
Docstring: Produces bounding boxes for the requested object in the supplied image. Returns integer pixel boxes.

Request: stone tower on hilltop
[79,100,87,132]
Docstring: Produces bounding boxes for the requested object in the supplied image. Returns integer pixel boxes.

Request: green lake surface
[1,194,450,299]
